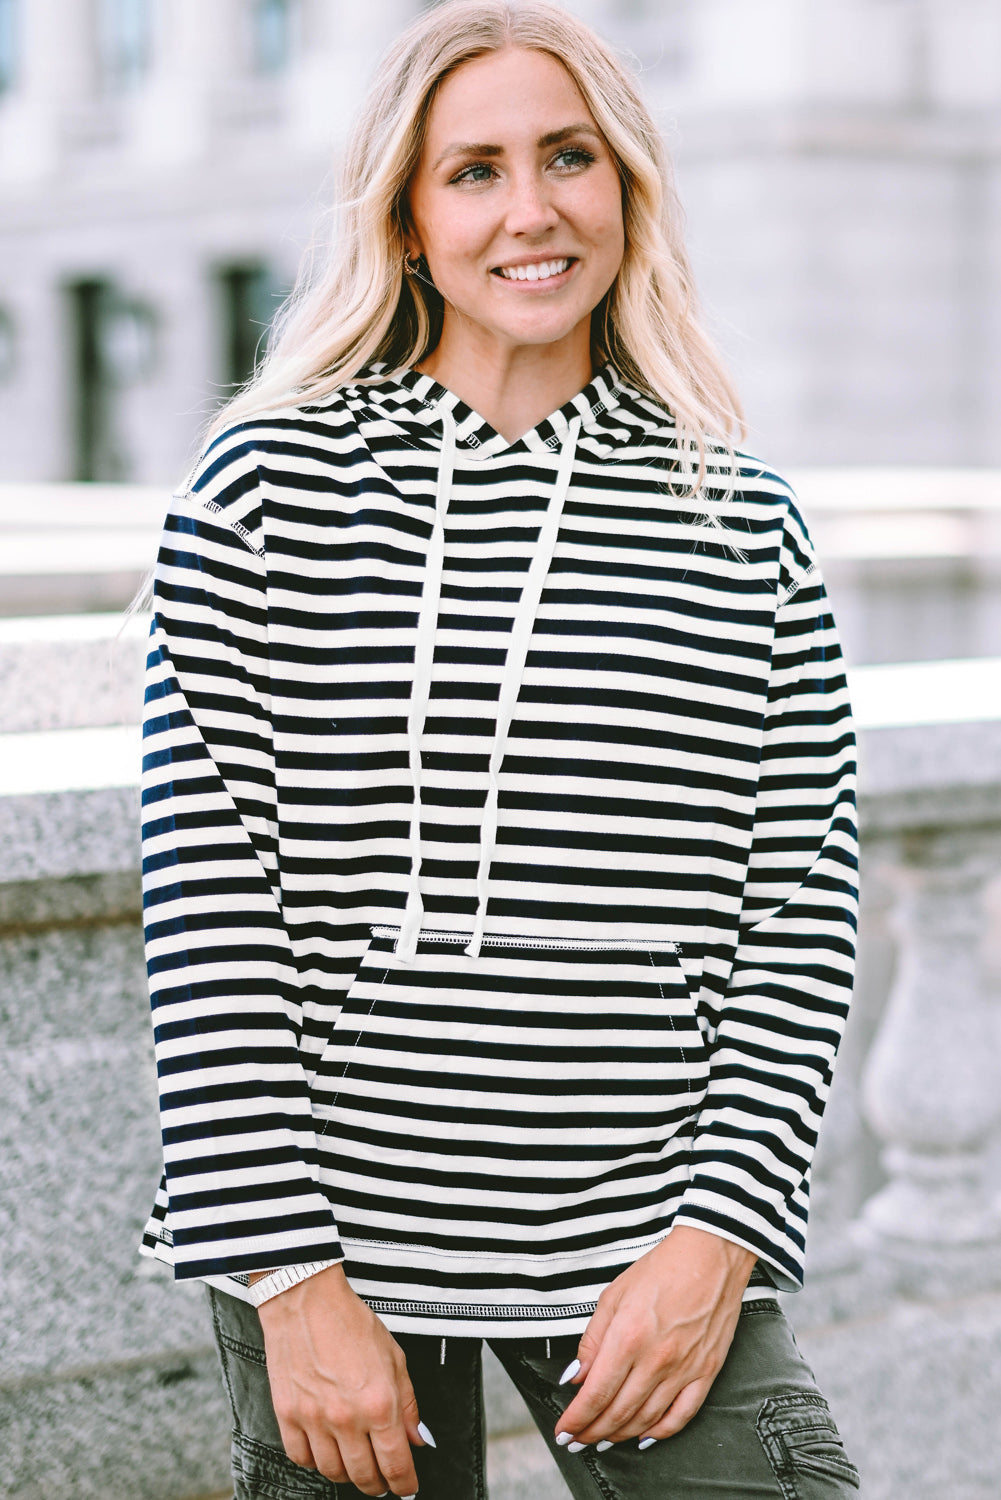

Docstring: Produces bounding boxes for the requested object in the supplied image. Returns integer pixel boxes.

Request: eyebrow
[431,123,602,172]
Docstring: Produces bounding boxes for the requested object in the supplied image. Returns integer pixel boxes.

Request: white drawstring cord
[396,410,456,963]
[396,412,580,963]
[465,418,581,959]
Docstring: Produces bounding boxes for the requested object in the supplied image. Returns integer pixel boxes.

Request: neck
[417,332,594,444]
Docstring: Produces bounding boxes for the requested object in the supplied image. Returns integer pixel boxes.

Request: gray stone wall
[0,621,232,1499]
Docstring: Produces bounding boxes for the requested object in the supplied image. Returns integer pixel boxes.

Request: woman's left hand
[556,1226,757,1449]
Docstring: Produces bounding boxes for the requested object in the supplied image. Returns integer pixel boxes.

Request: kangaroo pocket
[309,927,710,1259]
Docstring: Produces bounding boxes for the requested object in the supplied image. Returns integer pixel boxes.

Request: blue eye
[553,147,595,170]
[451,162,495,185]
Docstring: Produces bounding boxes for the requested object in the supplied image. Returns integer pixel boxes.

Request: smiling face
[406,46,625,381]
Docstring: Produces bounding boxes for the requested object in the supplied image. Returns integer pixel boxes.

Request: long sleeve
[672,525,858,1290]
[142,444,343,1280]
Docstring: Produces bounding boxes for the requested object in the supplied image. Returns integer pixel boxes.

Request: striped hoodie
[139,364,857,1336]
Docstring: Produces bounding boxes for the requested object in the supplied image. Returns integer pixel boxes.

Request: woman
[140,3,859,1497]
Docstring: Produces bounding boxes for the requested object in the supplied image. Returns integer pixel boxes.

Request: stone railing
[799,658,1001,1325]
[790,467,1001,665]
[0,613,233,1500]
[1,514,1000,1496]
[4,470,1001,664]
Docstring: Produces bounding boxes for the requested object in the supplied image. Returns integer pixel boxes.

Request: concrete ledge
[0,613,147,732]
[0,783,139,882]
[852,657,1001,832]
[0,484,164,617]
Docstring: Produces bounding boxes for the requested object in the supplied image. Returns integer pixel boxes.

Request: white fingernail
[556,1430,575,1446]
[568,1440,588,1453]
[639,1436,657,1450]
[417,1420,436,1448]
[558,1358,581,1384]
[596,1440,614,1452]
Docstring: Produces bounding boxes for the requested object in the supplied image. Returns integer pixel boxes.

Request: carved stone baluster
[807,856,896,1275]
[859,831,1001,1295]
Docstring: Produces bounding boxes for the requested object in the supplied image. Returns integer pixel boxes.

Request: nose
[504,170,560,237]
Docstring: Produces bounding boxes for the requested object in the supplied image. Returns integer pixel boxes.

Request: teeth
[497,258,570,282]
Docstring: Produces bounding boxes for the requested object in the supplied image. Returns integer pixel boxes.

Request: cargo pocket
[231,1431,338,1499]
[757,1393,860,1498]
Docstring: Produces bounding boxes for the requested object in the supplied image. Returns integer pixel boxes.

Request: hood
[348,361,636,463]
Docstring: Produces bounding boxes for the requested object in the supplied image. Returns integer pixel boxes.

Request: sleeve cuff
[247,1259,341,1307]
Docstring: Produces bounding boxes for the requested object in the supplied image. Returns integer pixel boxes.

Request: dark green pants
[208,1289,859,1499]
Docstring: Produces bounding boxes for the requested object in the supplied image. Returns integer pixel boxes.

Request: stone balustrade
[1,619,1001,1494]
[4,470,1001,664]
[798,659,1001,1331]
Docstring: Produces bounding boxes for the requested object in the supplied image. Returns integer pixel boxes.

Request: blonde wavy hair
[211,0,744,492]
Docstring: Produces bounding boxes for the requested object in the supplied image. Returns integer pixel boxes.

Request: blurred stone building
[0,0,999,485]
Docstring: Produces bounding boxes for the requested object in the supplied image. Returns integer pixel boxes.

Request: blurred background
[0,4,999,1499]
[2,0,1000,663]
[2,0,1000,482]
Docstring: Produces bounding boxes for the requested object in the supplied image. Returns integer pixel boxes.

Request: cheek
[573,183,625,259]
[420,213,483,276]
[598,192,626,253]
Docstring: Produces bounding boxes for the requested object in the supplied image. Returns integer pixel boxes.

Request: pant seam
[507,1346,619,1500]
[209,1288,244,1437]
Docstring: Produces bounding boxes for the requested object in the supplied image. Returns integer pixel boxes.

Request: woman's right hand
[255,1264,423,1497]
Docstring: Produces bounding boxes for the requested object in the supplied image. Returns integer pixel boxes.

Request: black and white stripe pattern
[140,365,857,1334]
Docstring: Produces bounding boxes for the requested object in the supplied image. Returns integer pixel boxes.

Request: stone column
[130,0,245,166]
[859,829,1001,1295]
[0,0,95,183]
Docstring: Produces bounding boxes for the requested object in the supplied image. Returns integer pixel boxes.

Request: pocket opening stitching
[316,965,390,1138]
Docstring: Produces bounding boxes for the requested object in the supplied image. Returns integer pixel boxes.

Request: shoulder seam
[776,560,818,609]
[174,490,265,560]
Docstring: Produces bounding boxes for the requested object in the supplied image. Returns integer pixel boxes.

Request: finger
[641,1377,714,1442]
[336,1433,396,1496]
[370,1425,420,1499]
[575,1288,618,1376]
[585,1377,681,1444]
[398,1370,428,1447]
[558,1346,637,1438]
[274,1418,320,1472]
[304,1431,349,1483]
[568,1368,676,1445]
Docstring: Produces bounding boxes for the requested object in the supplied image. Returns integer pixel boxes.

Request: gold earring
[403,250,422,276]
